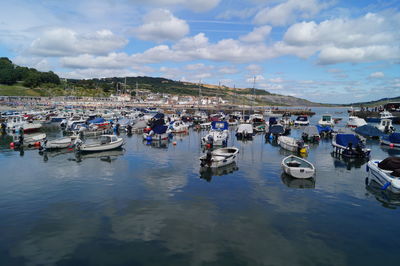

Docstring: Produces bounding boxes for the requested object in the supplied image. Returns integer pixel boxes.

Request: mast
[251,76,256,114]
[198,80,201,110]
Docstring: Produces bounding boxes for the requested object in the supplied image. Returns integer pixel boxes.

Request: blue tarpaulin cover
[153,125,168,134]
[88,117,105,124]
[211,121,228,130]
[316,125,332,134]
[336,134,360,147]
[269,124,284,134]
[355,125,385,138]
[153,113,164,120]
[389,133,400,143]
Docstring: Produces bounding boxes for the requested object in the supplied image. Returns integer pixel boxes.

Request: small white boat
[347,116,367,128]
[169,120,188,133]
[318,114,334,127]
[75,135,123,152]
[367,158,400,194]
[201,121,229,146]
[6,115,42,133]
[281,155,315,179]
[43,137,72,149]
[294,115,309,126]
[377,119,395,134]
[199,122,212,129]
[235,124,253,139]
[380,111,395,120]
[199,147,239,168]
[277,136,308,153]
[12,133,47,147]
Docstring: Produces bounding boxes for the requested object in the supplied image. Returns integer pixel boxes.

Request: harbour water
[1,107,400,265]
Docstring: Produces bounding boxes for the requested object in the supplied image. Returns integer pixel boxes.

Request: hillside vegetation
[0,58,323,106]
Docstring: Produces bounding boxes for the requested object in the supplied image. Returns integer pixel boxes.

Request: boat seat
[287,161,301,167]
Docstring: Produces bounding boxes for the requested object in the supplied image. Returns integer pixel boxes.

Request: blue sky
[0,0,399,103]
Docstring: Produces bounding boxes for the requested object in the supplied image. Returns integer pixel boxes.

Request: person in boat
[126,124,132,135]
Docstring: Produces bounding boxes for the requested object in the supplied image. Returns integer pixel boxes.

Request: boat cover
[211,121,228,130]
[269,124,284,134]
[269,117,277,125]
[153,125,168,134]
[132,120,147,129]
[336,134,360,147]
[237,124,253,133]
[388,133,400,144]
[296,116,308,121]
[316,125,332,134]
[355,125,385,138]
[303,126,319,136]
[88,117,105,124]
[378,157,400,176]
[152,113,164,120]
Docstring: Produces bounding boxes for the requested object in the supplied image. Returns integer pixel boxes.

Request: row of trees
[0,57,60,87]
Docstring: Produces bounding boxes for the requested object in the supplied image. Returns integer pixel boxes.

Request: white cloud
[28,28,127,57]
[283,12,400,64]
[61,53,133,69]
[253,0,332,26]
[60,68,140,79]
[369,72,384,78]
[239,26,272,43]
[246,64,264,74]
[130,9,189,42]
[13,56,52,72]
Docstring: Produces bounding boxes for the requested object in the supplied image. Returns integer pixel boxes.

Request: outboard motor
[126,124,132,135]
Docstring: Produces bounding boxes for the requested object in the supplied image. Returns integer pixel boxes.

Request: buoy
[390,143,394,148]
[34,142,41,147]
[300,147,307,154]
[10,142,15,148]
[206,143,211,149]
[173,141,177,145]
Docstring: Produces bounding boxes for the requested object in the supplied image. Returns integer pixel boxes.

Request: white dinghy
[199,147,239,168]
[281,155,315,179]
[75,135,123,152]
[43,137,72,150]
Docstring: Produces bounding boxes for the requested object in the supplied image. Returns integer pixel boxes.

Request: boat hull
[78,138,124,152]
[367,160,400,194]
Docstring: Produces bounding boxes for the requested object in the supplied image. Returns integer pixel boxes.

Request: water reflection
[366,179,400,209]
[143,139,170,149]
[380,145,400,156]
[280,173,316,189]
[72,148,125,163]
[199,162,239,182]
[331,153,368,170]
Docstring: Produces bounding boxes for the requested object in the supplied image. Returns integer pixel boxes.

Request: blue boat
[332,133,371,158]
[381,133,400,148]
[354,125,385,139]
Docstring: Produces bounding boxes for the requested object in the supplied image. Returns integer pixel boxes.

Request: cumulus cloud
[369,72,384,78]
[130,9,189,42]
[246,64,264,74]
[253,0,332,26]
[283,12,400,64]
[28,28,127,57]
[239,26,272,43]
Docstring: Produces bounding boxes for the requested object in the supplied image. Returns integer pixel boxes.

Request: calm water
[1,107,400,266]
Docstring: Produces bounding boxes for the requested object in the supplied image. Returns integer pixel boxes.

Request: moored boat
[332,133,370,158]
[201,121,229,146]
[43,137,72,150]
[199,147,239,168]
[366,157,400,194]
[294,115,309,126]
[318,114,334,127]
[75,135,124,152]
[236,124,253,140]
[277,136,308,154]
[281,155,315,179]
[380,133,400,148]
[347,116,367,128]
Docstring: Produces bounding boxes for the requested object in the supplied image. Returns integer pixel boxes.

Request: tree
[23,72,41,88]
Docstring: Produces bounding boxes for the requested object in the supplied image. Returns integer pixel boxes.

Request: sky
[0,0,399,104]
